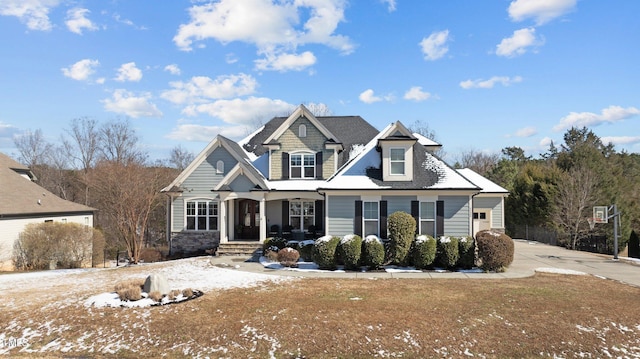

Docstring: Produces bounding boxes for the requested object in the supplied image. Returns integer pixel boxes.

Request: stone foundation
[170,231,220,257]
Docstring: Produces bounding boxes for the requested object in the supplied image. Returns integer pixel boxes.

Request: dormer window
[299,124,307,138]
[216,160,224,174]
[291,153,315,178]
[390,148,405,175]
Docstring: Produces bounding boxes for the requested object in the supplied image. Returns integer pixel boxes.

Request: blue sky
[1,0,638,163]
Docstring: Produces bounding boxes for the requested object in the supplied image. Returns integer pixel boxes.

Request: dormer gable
[377,121,418,182]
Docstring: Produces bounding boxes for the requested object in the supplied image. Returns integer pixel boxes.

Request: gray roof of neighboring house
[242,115,379,168]
[0,153,95,217]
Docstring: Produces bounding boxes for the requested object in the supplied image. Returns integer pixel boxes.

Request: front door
[238,199,260,240]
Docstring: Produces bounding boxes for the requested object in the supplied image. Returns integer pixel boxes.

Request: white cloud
[173,0,353,71]
[508,0,577,25]
[496,27,543,57]
[254,51,317,72]
[539,136,553,147]
[0,0,60,31]
[166,123,248,142]
[514,126,537,137]
[359,89,382,104]
[181,97,293,125]
[553,105,640,132]
[65,7,97,34]
[102,89,162,118]
[460,76,523,89]
[403,86,431,102]
[164,64,181,75]
[61,59,100,81]
[161,73,258,105]
[419,30,450,61]
[381,0,397,12]
[601,136,640,147]
[115,62,142,82]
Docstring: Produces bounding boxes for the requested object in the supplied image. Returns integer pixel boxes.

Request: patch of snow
[365,235,382,244]
[439,236,451,243]
[340,234,357,244]
[535,267,587,276]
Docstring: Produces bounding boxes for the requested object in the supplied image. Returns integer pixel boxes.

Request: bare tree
[455,148,500,176]
[169,145,195,171]
[552,166,599,250]
[99,119,146,165]
[304,102,333,117]
[63,117,100,205]
[408,120,446,158]
[13,129,52,167]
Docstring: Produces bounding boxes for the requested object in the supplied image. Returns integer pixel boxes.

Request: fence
[511,224,613,255]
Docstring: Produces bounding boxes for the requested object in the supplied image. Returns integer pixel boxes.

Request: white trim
[263,104,339,145]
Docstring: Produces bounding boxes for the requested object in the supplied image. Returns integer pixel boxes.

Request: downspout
[471,191,480,238]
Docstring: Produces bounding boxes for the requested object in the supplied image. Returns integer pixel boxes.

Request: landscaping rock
[143,273,169,295]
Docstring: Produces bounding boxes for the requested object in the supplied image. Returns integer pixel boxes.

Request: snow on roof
[267,179,329,191]
[457,168,509,193]
[413,133,440,146]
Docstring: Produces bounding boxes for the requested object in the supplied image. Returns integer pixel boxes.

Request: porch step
[216,242,263,256]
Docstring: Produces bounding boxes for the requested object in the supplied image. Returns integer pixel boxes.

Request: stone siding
[170,231,220,256]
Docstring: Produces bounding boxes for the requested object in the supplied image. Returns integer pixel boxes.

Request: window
[420,201,435,236]
[290,153,315,179]
[186,200,218,231]
[216,160,224,174]
[363,201,379,236]
[390,148,405,175]
[299,124,307,137]
[290,200,314,231]
[473,212,486,220]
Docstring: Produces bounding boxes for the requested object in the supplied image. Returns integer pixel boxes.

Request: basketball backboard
[593,206,608,224]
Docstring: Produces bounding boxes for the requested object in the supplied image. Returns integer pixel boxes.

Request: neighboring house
[162,104,509,255]
[0,153,95,270]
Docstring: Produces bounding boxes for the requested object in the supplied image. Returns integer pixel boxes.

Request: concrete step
[216,242,263,256]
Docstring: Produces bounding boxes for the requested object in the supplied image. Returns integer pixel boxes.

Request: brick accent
[170,231,220,256]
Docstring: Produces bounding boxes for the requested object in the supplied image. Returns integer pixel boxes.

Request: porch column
[220,200,227,243]
[227,200,235,241]
[259,198,266,243]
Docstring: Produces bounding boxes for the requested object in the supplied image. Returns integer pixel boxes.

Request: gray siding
[230,175,256,192]
[327,195,358,236]
[475,197,503,228]
[441,195,471,236]
[173,197,185,230]
[383,195,415,216]
[182,146,236,197]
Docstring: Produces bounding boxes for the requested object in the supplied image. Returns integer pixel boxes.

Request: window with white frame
[290,153,315,178]
[216,160,224,174]
[420,201,435,236]
[363,201,379,236]
[299,124,307,137]
[390,148,405,175]
[290,200,315,231]
[186,200,218,231]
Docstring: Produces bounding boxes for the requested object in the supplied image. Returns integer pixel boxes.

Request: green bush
[457,236,475,269]
[338,234,362,270]
[312,235,341,270]
[435,236,459,269]
[476,230,514,272]
[277,247,300,267]
[297,240,315,262]
[361,235,385,270]
[411,235,437,269]
[387,211,416,265]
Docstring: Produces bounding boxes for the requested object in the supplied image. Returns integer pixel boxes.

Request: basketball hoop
[587,217,596,231]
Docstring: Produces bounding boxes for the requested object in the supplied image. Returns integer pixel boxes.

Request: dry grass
[1,273,640,358]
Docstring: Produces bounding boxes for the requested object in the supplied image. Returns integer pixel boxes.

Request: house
[162,104,508,255]
[456,168,509,235]
[0,153,95,270]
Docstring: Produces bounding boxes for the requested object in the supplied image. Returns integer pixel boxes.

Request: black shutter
[379,200,388,239]
[282,200,289,229]
[315,151,323,179]
[282,152,289,179]
[411,200,419,234]
[436,200,444,237]
[315,200,324,235]
[355,200,363,237]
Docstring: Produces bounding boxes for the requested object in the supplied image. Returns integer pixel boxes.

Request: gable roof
[0,153,94,217]
[161,135,266,193]
[457,168,509,194]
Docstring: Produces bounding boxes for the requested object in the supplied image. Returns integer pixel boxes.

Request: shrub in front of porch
[411,235,437,270]
[338,234,362,270]
[277,247,300,267]
[387,211,417,265]
[361,235,385,270]
[435,236,459,269]
[476,230,514,272]
[457,236,475,269]
[313,236,340,270]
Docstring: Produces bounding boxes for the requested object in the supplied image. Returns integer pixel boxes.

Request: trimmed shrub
[117,286,142,301]
[312,235,340,270]
[411,235,437,270]
[148,291,163,302]
[338,234,363,270]
[140,247,162,263]
[476,230,514,272]
[297,240,315,262]
[277,247,300,267]
[263,237,287,252]
[361,235,385,270]
[435,236,459,269]
[457,236,475,269]
[387,211,416,265]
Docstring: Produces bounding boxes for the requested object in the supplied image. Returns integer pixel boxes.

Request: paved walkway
[210,239,640,287]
